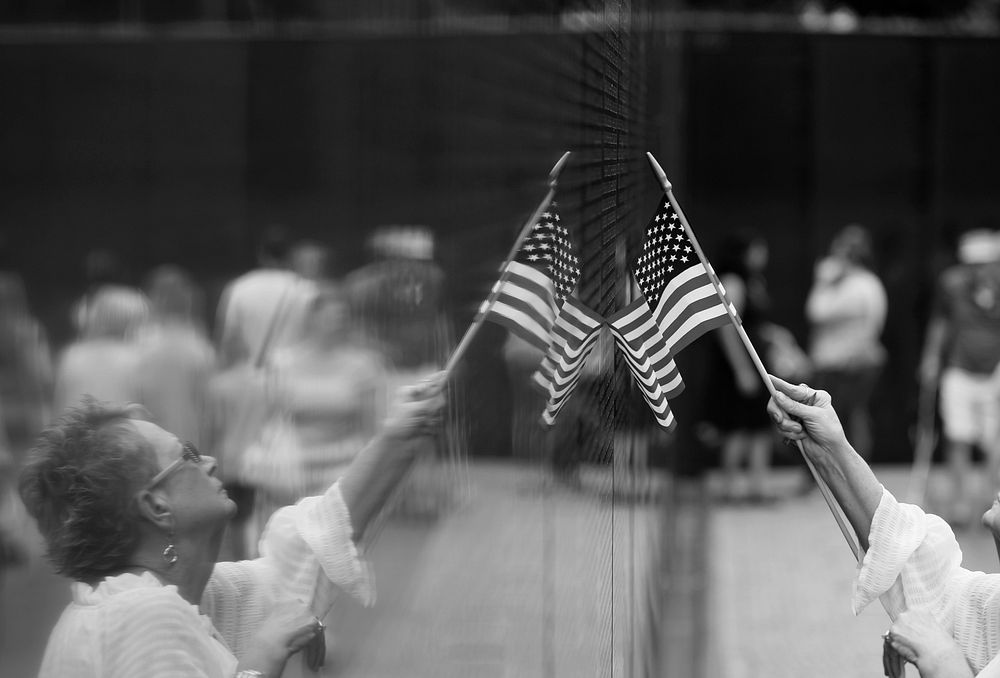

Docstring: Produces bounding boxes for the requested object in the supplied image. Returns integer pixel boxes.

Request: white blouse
[855,487,1000,676]
[37,482,372,678]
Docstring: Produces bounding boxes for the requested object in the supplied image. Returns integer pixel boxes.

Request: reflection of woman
[768,375,1000,678]
[269,284,388,497]
[20,376,445,678]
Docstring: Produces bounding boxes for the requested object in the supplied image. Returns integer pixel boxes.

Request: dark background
[2,23,999,464]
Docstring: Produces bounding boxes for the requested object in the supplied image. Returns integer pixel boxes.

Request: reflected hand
[384,371,447,437]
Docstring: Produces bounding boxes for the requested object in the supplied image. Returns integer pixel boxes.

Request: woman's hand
[766,375,851,467]
[885,609,972,678]
[383,371,447,438]
[768,375,885,552]
[240,599,324,677]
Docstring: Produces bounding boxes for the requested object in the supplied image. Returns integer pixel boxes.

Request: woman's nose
[201,455,219,476]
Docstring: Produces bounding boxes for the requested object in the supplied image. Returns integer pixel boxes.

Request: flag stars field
[482,186,603,426]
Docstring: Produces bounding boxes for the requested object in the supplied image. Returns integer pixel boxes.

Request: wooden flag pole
[645,151,861,562]
[442,151,572,377]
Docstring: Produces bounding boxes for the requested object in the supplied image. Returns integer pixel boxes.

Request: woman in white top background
[805,223,888,460]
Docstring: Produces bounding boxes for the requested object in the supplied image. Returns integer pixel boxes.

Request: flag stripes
[481,261,558,350]
[532,296,604,424]
[606,191,735,429]
[480,192,604,425]
[606,318,677,430]
[651,263,731,354]
[607,298,684,398]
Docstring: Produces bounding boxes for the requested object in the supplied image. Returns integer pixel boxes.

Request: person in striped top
[18,373,445,678]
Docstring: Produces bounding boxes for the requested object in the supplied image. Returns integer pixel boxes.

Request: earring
[162,535,178,566]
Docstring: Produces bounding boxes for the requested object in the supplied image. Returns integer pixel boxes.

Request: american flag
[531,295,604,425]
[482,201,603,423]
[482,202,577,349]
[607,194,733,429]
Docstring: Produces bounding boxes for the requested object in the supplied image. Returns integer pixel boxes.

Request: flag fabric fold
[532,295,604,425]
[608,193,733,429]
[481,200,603,424]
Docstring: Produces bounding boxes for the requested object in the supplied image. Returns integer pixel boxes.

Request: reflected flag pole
[443,151,572,377]
[646,151,860,562]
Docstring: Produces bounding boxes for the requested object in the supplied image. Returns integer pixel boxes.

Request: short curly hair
[19,398,159,583]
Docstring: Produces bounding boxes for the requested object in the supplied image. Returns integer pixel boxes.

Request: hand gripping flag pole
[646,151,861,562]
[443,151,572,377]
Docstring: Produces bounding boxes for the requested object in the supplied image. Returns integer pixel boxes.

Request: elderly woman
[20,374,445,678]
[767,375,1000,678]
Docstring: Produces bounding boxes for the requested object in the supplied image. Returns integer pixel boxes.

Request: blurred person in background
[18,373,446,678]
[0,271,53,584]
[255,283,388,517]
[247,284,389,672]
[209,225,318,559]
[69,248,125,339]
[805,223,887,460]
[699,230,779,503]
[289,239,331,284]
[215,224,318,370]
[346,225,465,516]
[53,285,149,415]
[0,271,53,460]
[136,265,216,448]
[919,228,1000,527]
[346,226,448,374]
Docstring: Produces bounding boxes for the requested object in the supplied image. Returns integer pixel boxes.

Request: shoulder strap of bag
[252,276,300,370]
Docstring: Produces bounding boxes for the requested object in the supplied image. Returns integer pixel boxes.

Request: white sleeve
[854,488,1000,673]
[258,480,375,610]
[203,482,374,661]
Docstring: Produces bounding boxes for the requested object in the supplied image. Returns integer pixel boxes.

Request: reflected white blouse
[855,487,1000,677]
[37,482,373,678]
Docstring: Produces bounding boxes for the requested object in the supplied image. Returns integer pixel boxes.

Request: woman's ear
[135,489,174,531]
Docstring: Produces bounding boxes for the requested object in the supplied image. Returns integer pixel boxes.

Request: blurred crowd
[5,217,1000,587]
[0,223,464,572]
[691,223,1000,526]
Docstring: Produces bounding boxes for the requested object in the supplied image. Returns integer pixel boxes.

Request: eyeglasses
[143,442,203,491]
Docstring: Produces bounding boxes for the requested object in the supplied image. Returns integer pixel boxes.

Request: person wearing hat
[919,227,1000,527]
